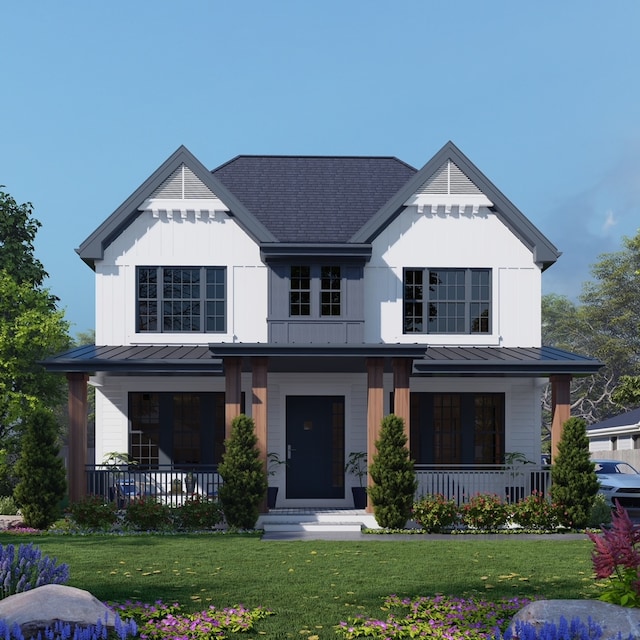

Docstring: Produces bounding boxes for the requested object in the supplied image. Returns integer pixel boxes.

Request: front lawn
[0,534,598,638]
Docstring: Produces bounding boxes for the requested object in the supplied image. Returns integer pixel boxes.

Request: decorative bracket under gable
[138,197,229,221]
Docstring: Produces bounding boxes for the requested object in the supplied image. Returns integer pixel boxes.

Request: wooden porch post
[252,357,268,511]
[392,357,411,445]
[366,358,384,514]
[550,374,572,462]
[67,373,88,503]
[224,357,242,440]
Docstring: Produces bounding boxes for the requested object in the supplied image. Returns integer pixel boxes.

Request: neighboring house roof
[587,407,640,437]
[43,344,601,376]
[76,141,561,270]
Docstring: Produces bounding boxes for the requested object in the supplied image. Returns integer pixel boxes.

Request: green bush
[175,496,223,530]
[550,417,599,529]
[0,495,18,516]
[460,493,509,530]
[68,494,118,530]
[589,492,613,528]
[218,414,267,530]
[124,497,172,531]
[368,414,417,529]
[14,407,66,529]
[412,494,458,532]
[510,491,561,530]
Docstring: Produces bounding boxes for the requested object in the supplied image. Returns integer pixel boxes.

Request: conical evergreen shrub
[217,414,267,530]
[368,414,417,529]
[550,416,599,529]
[14,407,66,529]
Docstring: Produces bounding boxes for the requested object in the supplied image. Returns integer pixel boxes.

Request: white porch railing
[414,464,552,506]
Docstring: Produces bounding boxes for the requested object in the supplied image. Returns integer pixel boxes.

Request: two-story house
[45,141,601,509]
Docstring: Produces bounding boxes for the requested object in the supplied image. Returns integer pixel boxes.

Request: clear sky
[2,1,639,337]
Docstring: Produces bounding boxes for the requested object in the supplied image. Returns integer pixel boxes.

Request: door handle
[287,445,295,460]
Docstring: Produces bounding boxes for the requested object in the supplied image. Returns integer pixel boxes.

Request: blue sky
[2,1,639,337]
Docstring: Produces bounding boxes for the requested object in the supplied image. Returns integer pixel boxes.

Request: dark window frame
[410,392,504,465]
[403,267,491,334]
[136,266,226,333]
[289,264,342,318]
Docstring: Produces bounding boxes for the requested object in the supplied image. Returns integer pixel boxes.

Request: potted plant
[345,451,368,509]
[267,452,286,509]
[185,471,196,494]
[504,451,534,504]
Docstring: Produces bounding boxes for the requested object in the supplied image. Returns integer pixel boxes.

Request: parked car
[593,459,640,509]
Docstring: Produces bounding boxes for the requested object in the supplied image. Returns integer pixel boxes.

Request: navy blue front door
[286,396,345,499]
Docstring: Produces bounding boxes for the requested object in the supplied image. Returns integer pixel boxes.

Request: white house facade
[45,142,601,507]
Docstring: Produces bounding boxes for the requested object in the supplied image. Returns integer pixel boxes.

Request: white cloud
[602,209,617,234]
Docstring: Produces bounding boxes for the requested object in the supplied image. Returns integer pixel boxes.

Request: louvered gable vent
[151,164,217,199]
[406,160,492,214]
[417,161,482,196]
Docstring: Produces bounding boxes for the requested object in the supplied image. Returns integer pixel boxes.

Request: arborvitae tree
[550,416,599,529]
[368,414,417,529]
[14,407,66,529]
[217,414,267,530]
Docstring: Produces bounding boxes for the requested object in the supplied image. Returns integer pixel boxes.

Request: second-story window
[403,268,491,334]
[289,265,342,318]
[320,266,341,316]
[137,266,226,333]
[290,266,311,316]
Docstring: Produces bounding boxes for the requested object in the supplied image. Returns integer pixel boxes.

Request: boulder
[0,584,117,637]
[511,599,640,640]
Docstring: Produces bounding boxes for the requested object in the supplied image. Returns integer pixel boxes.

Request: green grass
[0,533,600,638]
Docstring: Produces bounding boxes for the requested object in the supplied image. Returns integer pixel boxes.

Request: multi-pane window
[403,268,491,334]
[410,392,504,465]
[290,266,310,316]
[129,392,226,468]
[289,265,341,317]
[321,266,341,316]
[137,267,225,333]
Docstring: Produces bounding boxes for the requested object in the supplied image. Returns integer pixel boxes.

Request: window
[129,392,226,467]
[290,266,310,316]
[289,265,341,317]
[137,267,226,333]
[410,392,504,464]
[403,268,491,334]
[321,266,341,316]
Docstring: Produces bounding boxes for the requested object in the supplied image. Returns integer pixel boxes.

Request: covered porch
[44,344,601,506]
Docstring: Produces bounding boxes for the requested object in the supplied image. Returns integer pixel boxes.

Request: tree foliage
[550,417,599,529]
[542,230,640,424]
[0,190,70,454]
[0,189,49,290]
[368,414,417,529]
[14,406,67,529]
[218,414,267,530]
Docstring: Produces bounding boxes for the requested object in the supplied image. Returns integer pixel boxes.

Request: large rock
[0,584,117,637]
[511,599,640,640]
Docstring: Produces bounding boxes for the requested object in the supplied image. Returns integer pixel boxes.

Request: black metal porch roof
[42,344,602,377]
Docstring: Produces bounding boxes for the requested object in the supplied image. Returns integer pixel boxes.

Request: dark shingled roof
[588,407,640,431]
[211,155,417,243]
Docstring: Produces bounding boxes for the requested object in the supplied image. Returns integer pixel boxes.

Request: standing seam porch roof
[42,344,601,377]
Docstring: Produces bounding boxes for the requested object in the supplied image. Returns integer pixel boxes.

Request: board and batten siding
[365,206,541,346]
[96,209,267,345]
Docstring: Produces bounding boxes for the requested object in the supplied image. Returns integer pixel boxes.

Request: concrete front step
[262,521,364,533]
[257,510,379,533]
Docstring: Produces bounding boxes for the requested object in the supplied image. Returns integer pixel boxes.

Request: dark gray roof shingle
[212,155,416,243]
